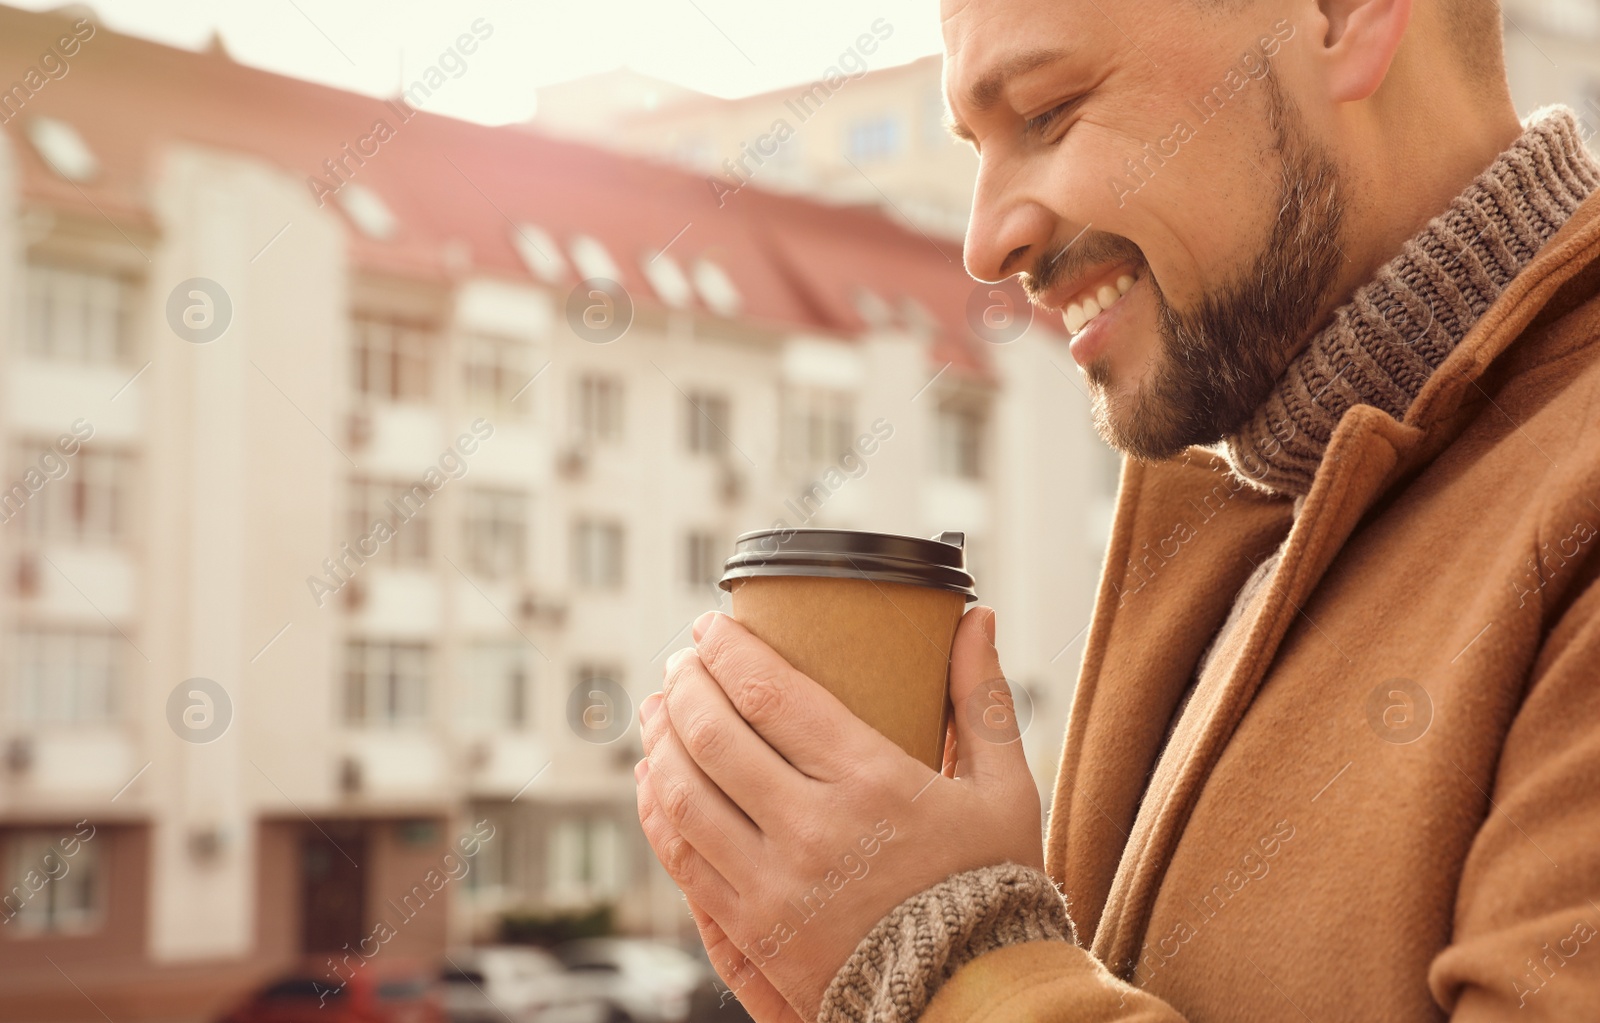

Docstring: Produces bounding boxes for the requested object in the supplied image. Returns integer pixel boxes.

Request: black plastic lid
[717,528,977,601]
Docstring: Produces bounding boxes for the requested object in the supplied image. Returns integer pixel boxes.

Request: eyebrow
[945,47,1072,144]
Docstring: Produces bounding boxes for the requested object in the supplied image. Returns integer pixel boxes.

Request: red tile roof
[0,5,1020,382]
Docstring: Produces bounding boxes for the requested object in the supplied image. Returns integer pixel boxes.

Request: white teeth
[1064,303,1086,334]
[1064,272,1140,336]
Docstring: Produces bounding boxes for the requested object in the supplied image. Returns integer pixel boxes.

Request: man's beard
[1027,69,1346,462]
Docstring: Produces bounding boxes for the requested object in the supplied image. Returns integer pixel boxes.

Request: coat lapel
[1045,451,1293,941]
[1090,408,1416,972]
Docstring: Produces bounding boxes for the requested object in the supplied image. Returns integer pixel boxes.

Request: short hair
[1445,0,1505,84]
[1195,0,1507,86]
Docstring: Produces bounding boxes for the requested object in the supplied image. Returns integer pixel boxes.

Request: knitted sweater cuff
[816,862,1076,1023]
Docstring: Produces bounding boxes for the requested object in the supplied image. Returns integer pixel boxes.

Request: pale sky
[14,0,948,124]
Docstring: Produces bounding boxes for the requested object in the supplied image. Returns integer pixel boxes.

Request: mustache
[1021,230,1146,305]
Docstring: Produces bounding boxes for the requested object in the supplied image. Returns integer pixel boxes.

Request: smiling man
[636,0,1600,1020]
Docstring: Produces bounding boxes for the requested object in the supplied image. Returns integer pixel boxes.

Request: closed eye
[1024,98,1082,141]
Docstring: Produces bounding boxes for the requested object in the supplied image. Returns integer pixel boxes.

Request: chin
[1085,353,1209,463]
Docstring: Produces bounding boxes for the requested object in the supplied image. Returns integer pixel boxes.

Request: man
[636,0,1600,1018]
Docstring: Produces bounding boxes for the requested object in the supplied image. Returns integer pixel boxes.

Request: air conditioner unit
[342,578,365,613]
[348,411,374,449]
[5,736,33,774]
[15,553,39,599]
[338,755,363,796]
[719,463,744,505]
[188,825,228,864]
[518,589,568,628]
[556,445,588,480]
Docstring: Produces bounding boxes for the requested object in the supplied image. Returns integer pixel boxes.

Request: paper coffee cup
[717,529,977,771]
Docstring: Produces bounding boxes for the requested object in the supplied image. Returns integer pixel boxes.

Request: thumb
[948,606,1028,782]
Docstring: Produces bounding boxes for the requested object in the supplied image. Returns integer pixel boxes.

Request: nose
[963,159,1057,284]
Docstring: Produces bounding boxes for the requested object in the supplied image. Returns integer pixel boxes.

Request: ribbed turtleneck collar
[1222,106,1600,497]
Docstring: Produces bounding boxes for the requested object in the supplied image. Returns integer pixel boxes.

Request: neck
[1223,106,1600,496]
[1309,68,1526,346]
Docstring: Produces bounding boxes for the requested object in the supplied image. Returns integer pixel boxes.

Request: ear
[1317,0,1412,102]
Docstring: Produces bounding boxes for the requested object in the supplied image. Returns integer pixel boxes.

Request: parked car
[683,941,755,1023]
[214,959,446,1023]
[439,946,609,1023]
[553,939,706,1023]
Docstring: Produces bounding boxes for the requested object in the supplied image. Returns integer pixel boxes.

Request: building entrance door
[300,822,365,953]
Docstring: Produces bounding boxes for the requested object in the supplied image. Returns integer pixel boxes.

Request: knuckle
[661,832,697,879]
[638,791,672,849]
[734,664,788,726]
[682,711,729,765]
[662,777,696,828]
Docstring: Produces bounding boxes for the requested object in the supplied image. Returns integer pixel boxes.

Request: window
[684,391,731,456]
[572,374,624,444]
[684,531,723,590]
[26,118,99,182]
[463,489,528,579]
[339,184,397,241]
[11,444,132,543]
[459,642,529,728]
[783,386,855,464]
[24,265,130,365]
[464,810,511,894]
[547,815,623,905]
[845,115,902,162]
[343,641,429,726]
[463,333,535,419]
[352,315,433,401]
[569,235,621,283]
[348,478,430,566]
[935,399,986,479]
[3,831,101,934]
[10,628,120,725]
[572,519,625,590]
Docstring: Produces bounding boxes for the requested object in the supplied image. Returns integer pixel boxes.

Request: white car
[440,946,609,1023]
[553,939,707,1023]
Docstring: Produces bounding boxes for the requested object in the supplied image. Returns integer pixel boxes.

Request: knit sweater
[815,106,1600,1023]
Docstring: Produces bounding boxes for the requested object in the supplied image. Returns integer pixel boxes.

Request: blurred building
[1501,0,1600,143]
[0,5,1108,1020]
[534,55,978,241]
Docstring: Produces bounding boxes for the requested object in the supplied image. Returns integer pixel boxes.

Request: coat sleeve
[815,862,1187,1023]
[1427,575,1600,1019]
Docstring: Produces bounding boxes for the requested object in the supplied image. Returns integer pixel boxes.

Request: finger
[948,606,1030,783]
[635,759,739,922]
[662,646,809,834]
[640,695,765,885]
[685,895,806,1023]
[693,612,896,781]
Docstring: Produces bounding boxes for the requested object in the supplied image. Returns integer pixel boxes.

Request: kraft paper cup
[717,529,977,771]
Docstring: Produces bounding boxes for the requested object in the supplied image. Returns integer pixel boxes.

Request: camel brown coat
[922,191,1600,1021]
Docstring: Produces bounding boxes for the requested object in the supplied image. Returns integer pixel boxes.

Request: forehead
[940,0,1088,102]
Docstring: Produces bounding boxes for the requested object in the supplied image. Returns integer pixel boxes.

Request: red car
[215,960,447,1023]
